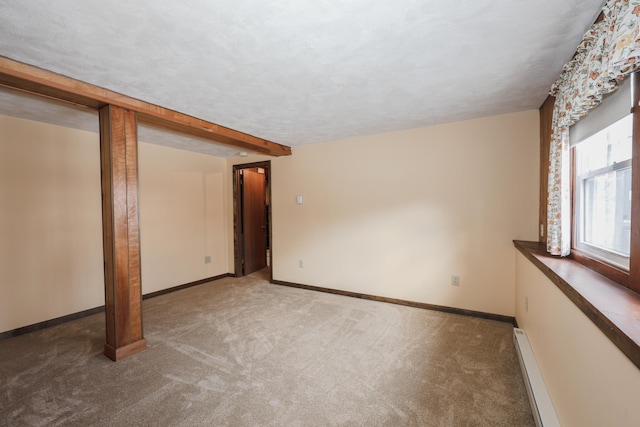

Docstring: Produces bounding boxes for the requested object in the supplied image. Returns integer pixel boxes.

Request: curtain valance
[547,0,640,256]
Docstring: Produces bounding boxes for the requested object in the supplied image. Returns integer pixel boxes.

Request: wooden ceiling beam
[0,56,292,157]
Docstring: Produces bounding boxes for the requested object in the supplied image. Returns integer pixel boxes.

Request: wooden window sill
[514,240,640,370]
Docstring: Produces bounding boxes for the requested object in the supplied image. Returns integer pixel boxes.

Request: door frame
[232,160,272,279]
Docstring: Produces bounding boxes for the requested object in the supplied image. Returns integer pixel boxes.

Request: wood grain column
[99,104,146,361]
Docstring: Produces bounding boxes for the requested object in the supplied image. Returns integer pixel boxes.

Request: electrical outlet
[299,259,304,268]
[204,256,212,264]
[525,296,529,312]
[451,275,460,286]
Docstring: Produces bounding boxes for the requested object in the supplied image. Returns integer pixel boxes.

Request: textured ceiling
[0,0,605,156]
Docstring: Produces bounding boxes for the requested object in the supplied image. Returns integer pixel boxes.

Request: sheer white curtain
[547,0,640,256]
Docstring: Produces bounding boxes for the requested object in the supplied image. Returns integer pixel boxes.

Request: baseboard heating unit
[513,328,560,427]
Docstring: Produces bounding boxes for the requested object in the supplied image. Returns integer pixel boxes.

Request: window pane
[576,114,632,175]
[574,114,632,268]
[582,167,631,256]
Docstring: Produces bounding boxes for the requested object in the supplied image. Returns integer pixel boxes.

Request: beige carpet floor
[0,270,534,426]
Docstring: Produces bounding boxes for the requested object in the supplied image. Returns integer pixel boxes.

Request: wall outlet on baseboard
[451,275,460,286]
[205,256,212,264]
[299,259,304,268]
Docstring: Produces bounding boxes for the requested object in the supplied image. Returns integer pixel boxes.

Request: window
[569,75,635,280]
[574,114,632,269]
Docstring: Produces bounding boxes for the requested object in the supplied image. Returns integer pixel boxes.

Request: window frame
[563,72,640,294]
[572,123,632,271]
[570,153,632,288]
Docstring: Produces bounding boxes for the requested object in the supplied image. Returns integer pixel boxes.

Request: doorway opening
[233,161,272,278]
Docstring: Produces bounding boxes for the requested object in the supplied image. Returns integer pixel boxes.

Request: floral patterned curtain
[547,0,640,256]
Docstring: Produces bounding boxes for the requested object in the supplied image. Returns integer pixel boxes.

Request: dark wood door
[242,169,267,274]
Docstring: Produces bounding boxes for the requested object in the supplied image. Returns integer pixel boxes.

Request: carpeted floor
[0,269,534,426]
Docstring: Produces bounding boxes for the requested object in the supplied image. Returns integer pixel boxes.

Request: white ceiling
[0,0,605,157]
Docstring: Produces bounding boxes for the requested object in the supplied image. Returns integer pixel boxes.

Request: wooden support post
[99,105,146,361]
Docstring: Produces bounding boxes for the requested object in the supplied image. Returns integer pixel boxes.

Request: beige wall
[139,143,228,293]
[2,109,538,331]
[230,110,539,316]
[0,115,229,333]
[515,252,640,427]
[0,115,104,332]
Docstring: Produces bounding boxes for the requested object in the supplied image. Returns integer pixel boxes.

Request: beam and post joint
[0,56,292,156]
